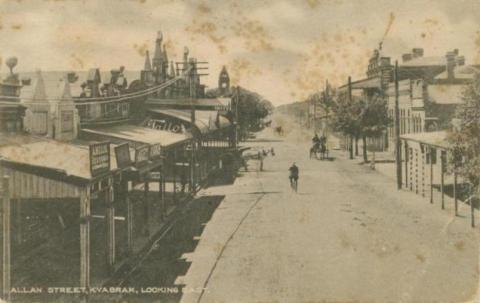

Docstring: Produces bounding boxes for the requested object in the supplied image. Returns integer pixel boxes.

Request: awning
[338,77,382,91]
[0,138,120,182]
[401,131,448,149]
[81,124,192,148]
[146,98,231,111]
[147,109,231,134]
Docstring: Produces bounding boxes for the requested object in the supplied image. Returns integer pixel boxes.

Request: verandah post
[124,180,133,255]
[105,177,115,273]
[430,147,434,204]
[2,175,11,302]
[79,186,91,300]
[441,150,445,210]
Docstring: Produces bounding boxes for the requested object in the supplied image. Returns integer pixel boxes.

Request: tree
[206,86,273,140]
[447,77,480,205]
[331,89,390,163]
[359,92,392,166]
[331,92,363,159]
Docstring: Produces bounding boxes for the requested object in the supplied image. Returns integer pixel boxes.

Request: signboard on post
[89,142,111,177]
[115,143,132,169]
[135,145,150,166]
[149,143,162,160]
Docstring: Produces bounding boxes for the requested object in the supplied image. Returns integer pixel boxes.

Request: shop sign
[135,145,150,166]
[89,141,110,177]
[149,143,162,160]
[145,118,185,133]
[114,143,132,169]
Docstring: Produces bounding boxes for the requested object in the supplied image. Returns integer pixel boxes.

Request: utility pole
[348,76,353,160]
[394,60,402,189]
[189,61,196,194]
[235,86,240,146]
[325,79,329,138]
[313,94,317,131]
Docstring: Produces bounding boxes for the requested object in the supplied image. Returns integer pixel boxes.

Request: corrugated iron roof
[401,56,445,67]
[338,77,381,90]
[146,97,230,109]
[82,124,191,147]
[401,130,448,148]
[0,138,120,180]
[434,65,480,80]
[148,109,231,134]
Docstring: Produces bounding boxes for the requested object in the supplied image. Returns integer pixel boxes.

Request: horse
[310,142,320,159]
[274,126,284,136]
[319,142,328,160]
[310,142,328,160]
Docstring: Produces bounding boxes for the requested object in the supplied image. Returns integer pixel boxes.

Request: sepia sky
[2,0,480,105]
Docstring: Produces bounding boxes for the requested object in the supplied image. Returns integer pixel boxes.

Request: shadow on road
[310,157,336,162]
[114,195,224,303]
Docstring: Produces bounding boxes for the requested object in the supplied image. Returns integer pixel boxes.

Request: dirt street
[178,122,479,303]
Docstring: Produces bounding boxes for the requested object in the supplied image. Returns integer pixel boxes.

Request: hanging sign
[89,141,111,177]
[135,145,150,166]
[115,143,132,169]
[149,143,162,160]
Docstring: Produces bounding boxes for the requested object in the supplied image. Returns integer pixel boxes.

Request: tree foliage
[330,92,363,138]
[206,86,273,138]
[360,92,391,138]
[447,77,480,193]
[331,90,391,161]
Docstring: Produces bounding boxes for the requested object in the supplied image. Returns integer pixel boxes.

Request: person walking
[288,162,299,192]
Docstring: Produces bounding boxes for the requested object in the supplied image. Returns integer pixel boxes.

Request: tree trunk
[370,150,376,170]
[355,137,359,156]
[349,136,354,159]
[362,135,368,163]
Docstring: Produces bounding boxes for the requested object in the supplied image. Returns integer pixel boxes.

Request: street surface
[176,116,480,303]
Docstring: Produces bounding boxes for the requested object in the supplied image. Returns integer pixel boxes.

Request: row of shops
[0,38,239,301]
[0,109,236,298]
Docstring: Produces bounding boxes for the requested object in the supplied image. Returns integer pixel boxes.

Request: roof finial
[6,57,18,75]
[144,50,152,71]
[32,69,47,102]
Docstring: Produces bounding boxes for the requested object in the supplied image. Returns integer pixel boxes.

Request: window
[61,110,74,132]
[33,111,48,134]
[427,147,437,165]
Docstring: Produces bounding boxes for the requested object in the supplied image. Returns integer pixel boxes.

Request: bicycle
[289,176,298,192]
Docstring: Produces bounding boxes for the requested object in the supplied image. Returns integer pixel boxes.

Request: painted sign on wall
[144,118,186,134]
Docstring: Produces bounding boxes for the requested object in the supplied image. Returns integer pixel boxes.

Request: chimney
[402,53,412,62]
[446,51,456,80]
[412,48,424,58]
[453,49,459,56]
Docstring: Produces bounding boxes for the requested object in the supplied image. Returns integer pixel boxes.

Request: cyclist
[288,162,299,192]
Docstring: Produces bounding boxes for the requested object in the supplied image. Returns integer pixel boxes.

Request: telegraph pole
[348,76,353,160]
[394,60,402,189]
[234,86,240,146]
